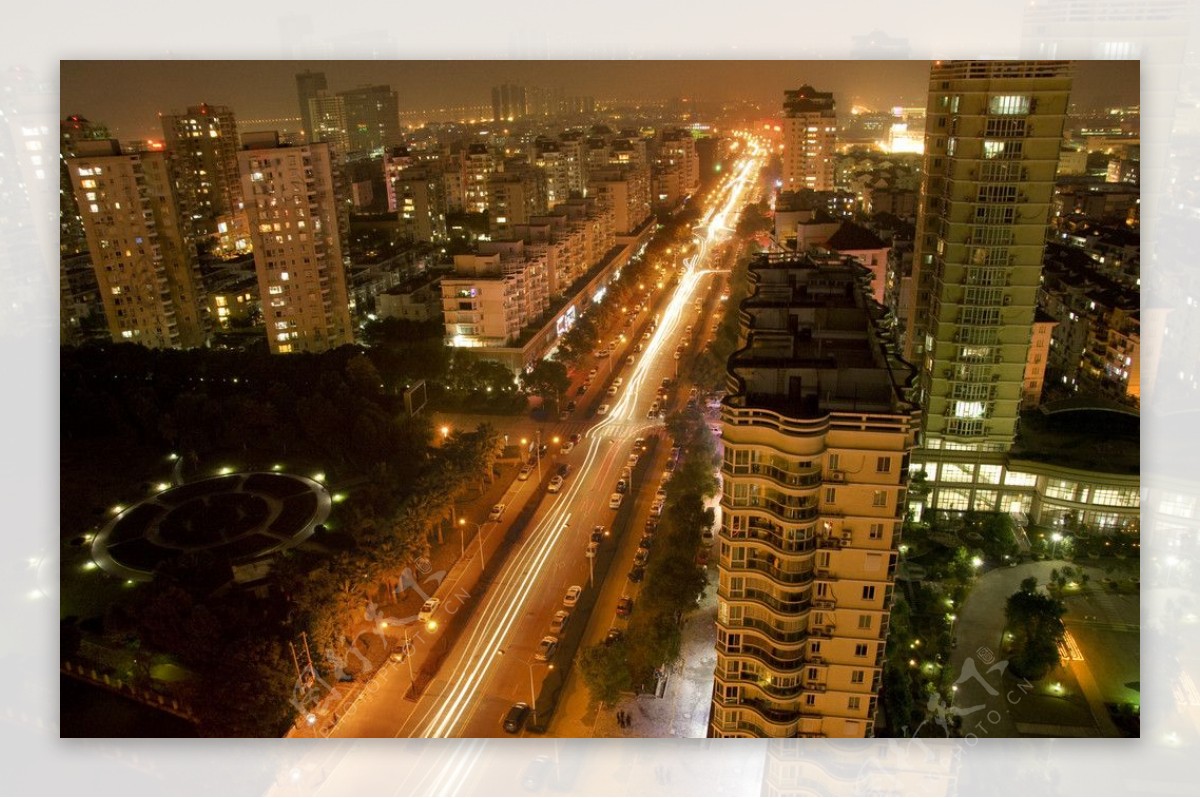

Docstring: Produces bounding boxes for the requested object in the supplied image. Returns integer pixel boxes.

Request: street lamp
[459,518,487,571]
[528,660,554,727]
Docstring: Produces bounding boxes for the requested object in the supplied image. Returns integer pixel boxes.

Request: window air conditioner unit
[828,471,845,483]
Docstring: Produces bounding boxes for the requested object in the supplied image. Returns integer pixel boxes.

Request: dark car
[503,702,530,733]
[616,596,634,617]
[605,628,623,646]
[566,400,577,412]
[628,565,645,583]
[557,463,572,478]
[645,517,659,531]
[639,534,654,549]
[538,444,548,457]
[591,525,608,543]
[575,384,587,396]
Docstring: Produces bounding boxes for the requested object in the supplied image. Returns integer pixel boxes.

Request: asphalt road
[323,140,767,742]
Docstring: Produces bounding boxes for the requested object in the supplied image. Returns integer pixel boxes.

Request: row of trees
[579,408,718,703]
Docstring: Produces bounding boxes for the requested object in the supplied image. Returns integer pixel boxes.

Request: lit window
[89,203,99,213]
[121,330,133,339]
[989,95,1030,115]
[268,285,284,295]
[280,272,289,281]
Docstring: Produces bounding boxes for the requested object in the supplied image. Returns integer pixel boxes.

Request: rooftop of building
[825,221,888,252]
[1011,400,1139,475]
[725,252,917,419]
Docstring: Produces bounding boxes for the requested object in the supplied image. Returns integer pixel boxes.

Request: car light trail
[405,140,765,738]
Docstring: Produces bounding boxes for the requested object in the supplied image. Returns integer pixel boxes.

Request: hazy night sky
[60,60,1138,140]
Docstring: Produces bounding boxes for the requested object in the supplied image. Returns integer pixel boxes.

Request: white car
[597,404,610,416]
[588,368,598,379]
[489,503,506,521]
[563,585,582,607]
[548,475,564,493]
[648,402,660,417]
[418,598,440,623]
[607,385,619,396]
[609,493,623,509]
[560,441,575,455]
[613,377,624,387]
[550,610,570,634]
[627,454,640,468]
[518,464,533,481]
[535,636,559,662]
[586,541,599,558]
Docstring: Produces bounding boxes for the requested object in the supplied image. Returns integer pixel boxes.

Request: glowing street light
[1050,531,1063,559]
[971,556,983,569]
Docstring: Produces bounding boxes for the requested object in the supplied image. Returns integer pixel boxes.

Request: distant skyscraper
[238,132,353,354]
[709,252,918,739]
[68,140,206,349]
[906,60,1071,452]
[338,85,400,153]
[296,69,327,143]
[160,103,247,255]
[307,91,349,156]
[782,85,837,192]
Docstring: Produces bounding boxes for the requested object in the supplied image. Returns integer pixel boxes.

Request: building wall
[907,60,1071,452]
[239,138,353,354]
[68,146,206,349]
[1022,319,1055,408]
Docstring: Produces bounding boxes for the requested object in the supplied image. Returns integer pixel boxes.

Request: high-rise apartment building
[160,103,248,255]
[392,164,448,242]
[782,85,837,192]
[60,115,111,255]
[710,252,919,739]
[68,139,207,349]
[488,165,539,235]
[307,91,350,157]
[338,85,400,153]
[464,143,495,214]
[906,61,1071,451]
[238,132,353,354]
[587,164,651,236]
[296,70,327,144]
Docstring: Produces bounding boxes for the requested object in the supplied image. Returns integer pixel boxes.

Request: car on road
[642,331,651,340]
[489,503,506,521]
[556,463,572,477]
[615,479,627,494]
[606,385,619,396]
[655,488,667,502]
[616,596,634,617]
[650,501,664,517]
[550,610,570,634]
[418,598,440,623]
[613,377,623,387]
[559,440,575,454]
[591,525,608,543]
[389,641,414,662]
[634,437,646,451]
[604,628,623,646]
[563,585,582,607]
[648,402,661,418]
[566,400,577,412]
[626,355,635,366]
[634,547,650,567]
[503,702,530,733]
[609,493,623,509]
[701,528,714,543]
[595,349,609,358]
[534,636,559,662]
[628,565,645,583]
[673,348,683,360]
[575,384,588,396]
[588,368,598,379]
[585,541,599,558]
[639,534,654,549]
[645,517,659,532]
[597,404,610,416]
[627,454,639,468]
[518,464,533,481]
[570,433,581,444]
[547,475,564,493]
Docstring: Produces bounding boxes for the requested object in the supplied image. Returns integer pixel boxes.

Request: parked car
[615,479,628,494]
[418,598,440,623]
[556,463,572,477]
[566,400,577,412]
[627,454,639,468]
[570,433,581,444]
[633,437,646,451]
[604,628,623,646]
[628,565,645,583]
[606,385,619,396]
[634,547,650,567]
[609,493,623,509]
[503,702,530,733]
[591,525,608,543]
[550,610,570,634]
[639,534,654,549]
[534,636,559,662]
[648,402,660,417]
[588,368,598,379]
[585,541,599,558]
[518,464,533,481]
[547,475,564,493]
[597,404,610,416]
[563,585,582,607]
[489,503,506,521]
[389,641,414,662]
[616,596,634,617]
[560,441,575,454]
[575,384,588,396]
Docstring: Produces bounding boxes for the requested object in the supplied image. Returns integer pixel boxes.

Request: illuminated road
[325,135,767,744]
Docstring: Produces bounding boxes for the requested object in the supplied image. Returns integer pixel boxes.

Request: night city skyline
[58,58,1140,744]
[61,60,1139,140]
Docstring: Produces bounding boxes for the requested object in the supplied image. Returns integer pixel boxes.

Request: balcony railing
[721,585,810,615]
[723,462,824,489]
[724,614,809,644]
[726,556,815,586]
